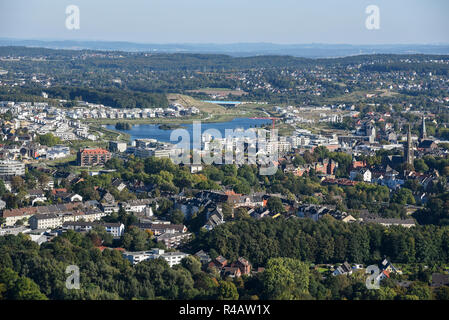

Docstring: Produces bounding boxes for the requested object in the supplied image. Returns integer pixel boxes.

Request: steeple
[421,114,427,140]
[405,124,414,166]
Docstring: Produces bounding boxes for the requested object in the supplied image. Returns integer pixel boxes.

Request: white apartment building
[122,249,189,267]
[29,211,106,230]
[122,199,153,213]
[104,222,125,237]
[62,221,125,237]
[109,141,127,153]
[0,160,25,176]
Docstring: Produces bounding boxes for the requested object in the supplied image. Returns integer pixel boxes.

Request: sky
[0,0,448,44]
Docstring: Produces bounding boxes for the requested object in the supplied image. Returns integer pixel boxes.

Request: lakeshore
[105,118,272,142]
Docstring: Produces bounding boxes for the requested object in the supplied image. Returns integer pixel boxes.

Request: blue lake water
[105,118,272,143]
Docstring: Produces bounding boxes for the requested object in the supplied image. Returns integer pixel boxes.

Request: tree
[407,283,432,300]
[221,203,233,220]
[221,164,237,177]
[414,159,429,172]
[89,225,113,246]
[37,174,50,188]
[234,207,249,220]
[12,277,48,300]
[3,193,19,209]
[217,280,239,300]
[0,179,7,197]
[36,133,62,147]
[261,258,309,300]
[169,209,185,225]
[181,256,202,275]
[303,151,315,164]
[121,226,150,251]
[392,188,416,205]
[232,179,251,194]
[14,219,25,226]
[11,176,25,192]
[267,197,285,214]
[313,146,330,161]
[292,155,305,167]
[0,267,47,300]
[173,171,194,190]
[435,286,449,300]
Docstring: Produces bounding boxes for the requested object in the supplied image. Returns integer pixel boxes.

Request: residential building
[77,147,111,166]
[0,160,25,176]
[350,168,372,182]
[156,231,192,248]
[122,199,153,213]
[138,222,187,236]
[333,262,353,276]
[62,221,125,237]
[109,141,127,153]
[122,249,189,267]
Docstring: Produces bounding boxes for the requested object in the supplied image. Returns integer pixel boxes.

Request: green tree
[267,197,285,214]
[36,133,62,147]
[121,226,150,251]
[217,280,239,300]
[0,267,47,300]
[407,283,432,300]
[12,277,48,300]
[181,256,202,275]
[0,179,7,197]
[169,209,185,225]
[261,258,309,300]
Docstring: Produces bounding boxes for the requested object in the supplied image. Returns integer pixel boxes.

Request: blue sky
[0,0,448,44]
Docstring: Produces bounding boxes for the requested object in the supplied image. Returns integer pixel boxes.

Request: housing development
[1,45,449,302]
[2,0,449,307]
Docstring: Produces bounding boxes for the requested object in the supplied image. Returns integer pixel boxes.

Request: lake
[105,118,272,143]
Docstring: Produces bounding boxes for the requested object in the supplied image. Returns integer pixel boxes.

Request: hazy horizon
[1,0,448,45]
[2,37,449,46]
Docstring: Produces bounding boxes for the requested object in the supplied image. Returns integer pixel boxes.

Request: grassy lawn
[168,93,228,114]
[89,124,130,142]
[44,154,76,166]
[275,123,295,136]
[186,88,248,97]
[322,89,402,104]
[64,140,109,150]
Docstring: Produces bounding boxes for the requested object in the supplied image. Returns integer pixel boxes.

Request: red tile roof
[51,188,67,195]
[80,148,110,155]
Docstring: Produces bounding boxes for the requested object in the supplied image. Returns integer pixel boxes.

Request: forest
[1,216,449,300]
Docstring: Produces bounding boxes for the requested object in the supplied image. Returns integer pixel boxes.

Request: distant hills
[1,38,449,58]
